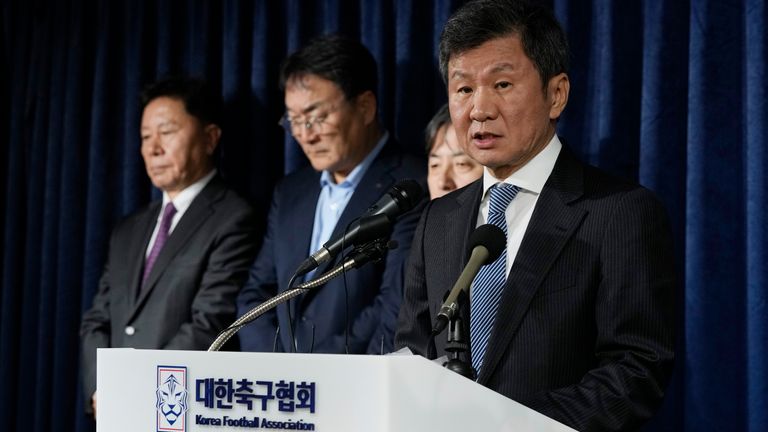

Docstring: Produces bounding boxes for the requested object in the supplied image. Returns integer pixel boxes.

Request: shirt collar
[481,134,562,197]
[163,169,217,213]
[319,130,389,188]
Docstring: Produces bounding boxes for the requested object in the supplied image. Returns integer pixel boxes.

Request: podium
[98,348,574,431]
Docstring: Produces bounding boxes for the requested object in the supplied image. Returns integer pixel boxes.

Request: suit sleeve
[79,238,117,413]
[361,197,426,354]
[236,183,283,352]
[520,187,676,431]
[363,200,425,354]
[393,200,437,356]
[161,199,258,351]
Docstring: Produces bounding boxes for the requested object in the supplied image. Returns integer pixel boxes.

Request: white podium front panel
[97,348,574,432]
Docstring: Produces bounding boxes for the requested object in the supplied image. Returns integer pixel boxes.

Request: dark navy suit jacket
[396,147,675,431]
[237,141,425,354]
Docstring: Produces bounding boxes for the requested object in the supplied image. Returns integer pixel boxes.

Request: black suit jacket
[237,140,425,354]
[80,176,258,411]
[395,147,675,431]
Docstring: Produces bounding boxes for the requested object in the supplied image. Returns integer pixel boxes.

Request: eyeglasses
[278,103,342,136]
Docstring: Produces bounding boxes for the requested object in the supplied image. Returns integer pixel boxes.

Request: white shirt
[476,135,562,276]
[144,170,217,258]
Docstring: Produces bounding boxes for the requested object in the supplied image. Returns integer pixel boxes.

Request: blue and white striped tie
[470,183,520,374]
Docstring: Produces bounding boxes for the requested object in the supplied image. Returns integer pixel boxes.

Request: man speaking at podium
[237,35,424,355]
[395,1,675,430]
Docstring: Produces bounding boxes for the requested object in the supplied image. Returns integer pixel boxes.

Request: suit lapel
[128,177,225,321]
[444,182,483,359]
[327,143,399,255]
[280,175,321,293]
[278,176,320,349]
[128,202,162,306]
[453,181,484,264]
[298,143,398,309]
[477,149,588,384]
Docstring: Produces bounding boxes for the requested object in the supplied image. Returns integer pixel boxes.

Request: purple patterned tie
[142,202,177,287]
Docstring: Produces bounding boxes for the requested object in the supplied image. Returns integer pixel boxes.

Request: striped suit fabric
[395,146,675,431]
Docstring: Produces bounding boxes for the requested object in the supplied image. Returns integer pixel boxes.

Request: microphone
[209,238,398,352]
[294,179,424,277]
[431,224,506,336]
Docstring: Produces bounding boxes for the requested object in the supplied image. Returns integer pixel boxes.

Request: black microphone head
[366,179,424,220]
[389,179,424,210]
[468,224,505,264]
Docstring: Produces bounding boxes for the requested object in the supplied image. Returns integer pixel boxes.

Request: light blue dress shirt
[306,132,388,279]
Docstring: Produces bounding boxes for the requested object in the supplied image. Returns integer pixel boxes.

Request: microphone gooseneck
[208,239,397,352]
[431,224,506,336]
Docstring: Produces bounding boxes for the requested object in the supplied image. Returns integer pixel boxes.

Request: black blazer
[396,147,675,431]
[237,140,425,354]
[80,176,258,410]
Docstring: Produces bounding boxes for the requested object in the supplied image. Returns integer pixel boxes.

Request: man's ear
[356,90,378,126]
[547,73,570,120]
[204,124,222,155]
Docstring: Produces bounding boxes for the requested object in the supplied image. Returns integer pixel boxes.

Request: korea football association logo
[156,366,188,432]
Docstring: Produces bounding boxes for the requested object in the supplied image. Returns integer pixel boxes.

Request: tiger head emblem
[155,374,188,425]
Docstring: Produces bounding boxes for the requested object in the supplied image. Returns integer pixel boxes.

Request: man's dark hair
[425,103,451,153]
[140,77,222,126]
[279,34,378,100]
[439,0,569,88]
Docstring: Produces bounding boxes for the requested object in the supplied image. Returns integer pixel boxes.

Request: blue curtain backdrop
[0,0,765,431]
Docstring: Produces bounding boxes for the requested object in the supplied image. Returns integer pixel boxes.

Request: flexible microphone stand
[438,291,476,380]
[208,238,395,352]
[429,224,505,380]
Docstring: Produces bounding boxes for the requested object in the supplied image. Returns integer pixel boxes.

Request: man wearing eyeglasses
[236,34,425,354]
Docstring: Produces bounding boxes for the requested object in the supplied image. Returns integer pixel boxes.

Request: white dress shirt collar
[481,134,562,197]
[145,169,216,258]
[161,169,217,218]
